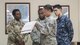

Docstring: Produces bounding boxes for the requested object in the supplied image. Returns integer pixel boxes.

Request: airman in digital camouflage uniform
[53,4,74,45]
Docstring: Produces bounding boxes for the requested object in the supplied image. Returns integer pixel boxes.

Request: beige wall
[78,0,80,41]
[0,0,79,45]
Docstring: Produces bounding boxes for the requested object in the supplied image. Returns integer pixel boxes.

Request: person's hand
[18,40,25,45]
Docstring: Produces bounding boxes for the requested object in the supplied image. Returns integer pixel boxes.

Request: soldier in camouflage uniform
[33,4,57,45]
[37,4,57,45]
[31,4,57,45]
[7,9,28,45]
[53,4,74,45]
[30,8,45,45]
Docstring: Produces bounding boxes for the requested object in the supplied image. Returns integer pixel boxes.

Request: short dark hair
[53,4,62,9]
[12,9,20,16]
[44,4,53,12]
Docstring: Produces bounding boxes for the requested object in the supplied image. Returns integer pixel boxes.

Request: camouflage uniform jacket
[32,15,57,45]
[56,15,74,45]
[7,19,28,45]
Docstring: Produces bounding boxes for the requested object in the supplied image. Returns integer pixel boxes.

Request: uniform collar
[57,14,64,20]
[13,19,22,24]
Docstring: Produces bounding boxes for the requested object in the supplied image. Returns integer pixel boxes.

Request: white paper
[21,21,37,34]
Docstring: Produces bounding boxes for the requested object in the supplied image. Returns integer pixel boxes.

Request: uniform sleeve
[35,22,49,36]
[65,17,74,42]
[7,23,17,43]
[54,19,57,35]
[30,26,40,43]
[7,22,13,33]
